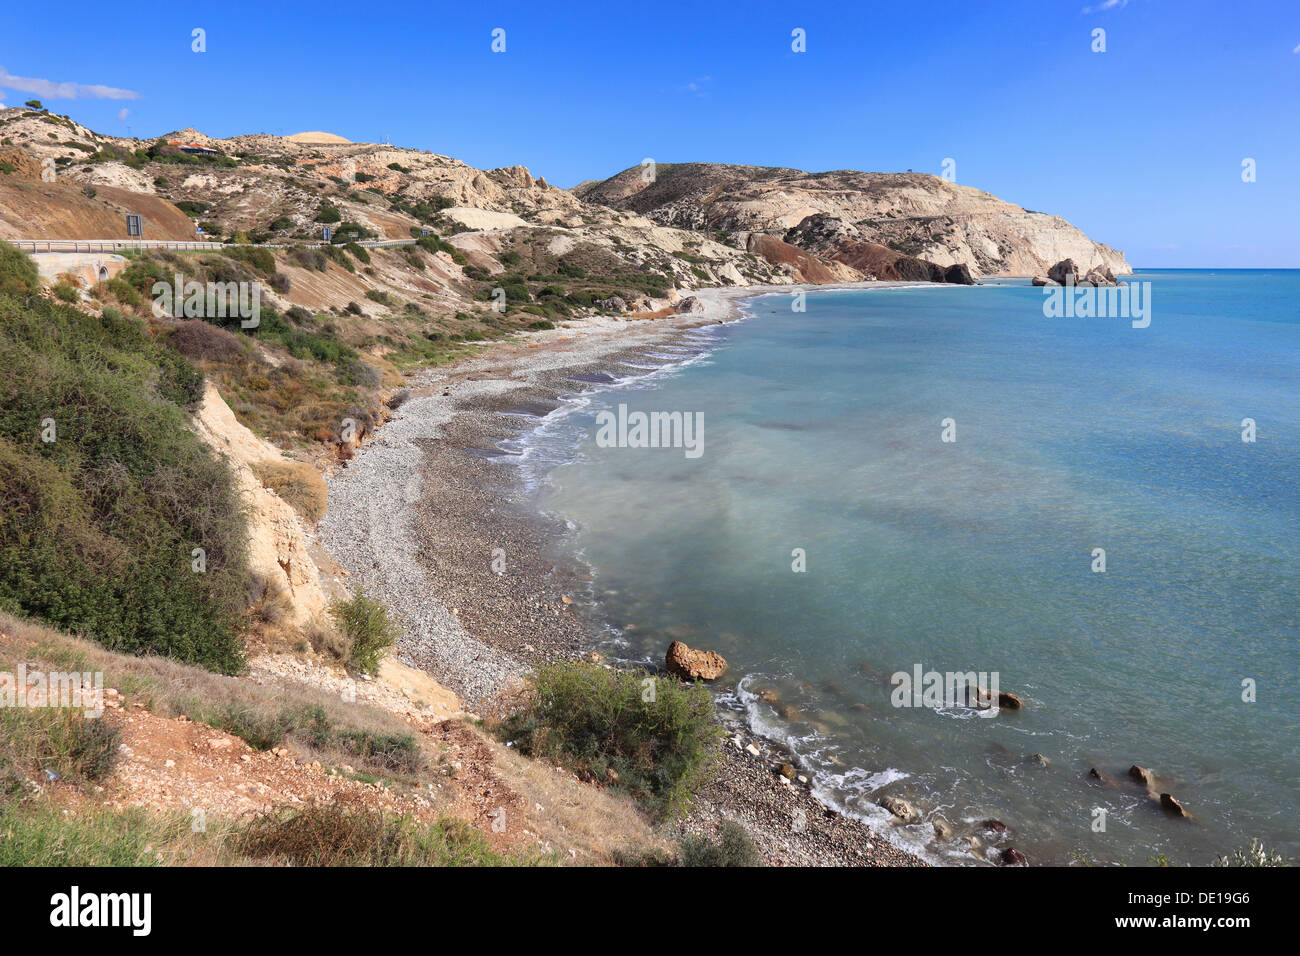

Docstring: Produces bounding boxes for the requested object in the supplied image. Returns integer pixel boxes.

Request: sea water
[522,271,1300,865]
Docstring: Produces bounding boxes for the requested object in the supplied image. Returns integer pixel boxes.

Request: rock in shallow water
[878,795,921,824]
[1160,793,1189,818]
[665,640,727,681]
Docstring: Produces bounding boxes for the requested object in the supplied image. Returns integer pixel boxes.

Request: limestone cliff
[575,163,1129,279]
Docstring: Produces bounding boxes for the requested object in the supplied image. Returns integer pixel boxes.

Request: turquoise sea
[516,270,1300,865]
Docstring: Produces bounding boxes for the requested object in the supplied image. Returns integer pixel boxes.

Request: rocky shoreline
[317,283,934,866]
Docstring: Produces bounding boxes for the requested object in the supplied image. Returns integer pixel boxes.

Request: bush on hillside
[237,803,514,866]
[678,821,763,867]
[0,240,39,297]
[0,281,249,673]
[328,591,400,675]
[493,662,720,819]
[221,245,275,277]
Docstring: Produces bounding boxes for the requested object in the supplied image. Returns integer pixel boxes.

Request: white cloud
[1082,0,1128,11]
[0,66,139,101]
[117,108,130,121]
[1293,42,1300,53]
[680,76,712,97]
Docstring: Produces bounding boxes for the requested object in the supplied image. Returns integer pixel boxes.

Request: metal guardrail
[10,237,419,254]
[12,239,218,254]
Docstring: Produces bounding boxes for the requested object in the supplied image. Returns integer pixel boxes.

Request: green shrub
[0,293,249,673]
[494,662,720,819]
[316,204,341,223]
[678,821,762,867]
[237,804,521,866]
[0,241,39,297]
[325,245,355,273]
[221,245,275,277]
[329,591,400,675]
[51,281,79,303]
[106,278,141,307]
[332,221,376,243]
[1,707,122,785]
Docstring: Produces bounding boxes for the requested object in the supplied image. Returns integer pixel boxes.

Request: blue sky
[2,0,1297,267]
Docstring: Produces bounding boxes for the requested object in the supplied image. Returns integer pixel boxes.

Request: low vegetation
[0,800,533,867]
[237,802,529,866]
[329,591,400,675]
[251,459,328,523]
[492,661,720,819]
[615,820,763,867]
[0,242,249,673]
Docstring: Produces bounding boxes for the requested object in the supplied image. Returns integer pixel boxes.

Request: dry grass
[251,459,328,523]
[0,611,414,763]
[0,612,672,865]
[479,726,668,864]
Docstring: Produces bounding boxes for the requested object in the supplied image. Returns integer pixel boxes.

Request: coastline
[317,281,932,865]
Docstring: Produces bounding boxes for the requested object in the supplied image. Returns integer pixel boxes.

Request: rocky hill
[1,106,1127,298]
[575,162,1130,279]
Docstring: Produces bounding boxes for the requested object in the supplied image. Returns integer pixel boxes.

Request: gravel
[317,294,928,865]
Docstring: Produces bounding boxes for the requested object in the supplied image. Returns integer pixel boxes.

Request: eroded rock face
[944,263,975,285]
[1048,258,1080,286]
[826,240,972,285]
[578,164,1130,279]
[745,232,840,284]
[664,640,727,680]
[1081,264,1118,286]
[193,383,329,632]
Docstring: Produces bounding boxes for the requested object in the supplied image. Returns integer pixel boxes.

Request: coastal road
[6,237,420,255]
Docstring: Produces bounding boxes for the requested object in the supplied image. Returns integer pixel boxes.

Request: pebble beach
[317,284,928,866]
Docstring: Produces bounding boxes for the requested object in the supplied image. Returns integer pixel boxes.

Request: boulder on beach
[665,640,727,681]
[1031,275,1059,287]
[675,295,706,314]
[999,847,1028,866]
[1129,765,1154,788]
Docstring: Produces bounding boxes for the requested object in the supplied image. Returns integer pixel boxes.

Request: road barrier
[9,238,419,254]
